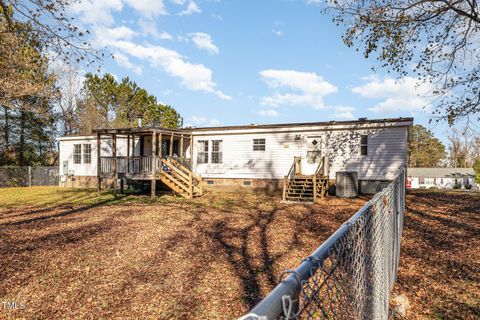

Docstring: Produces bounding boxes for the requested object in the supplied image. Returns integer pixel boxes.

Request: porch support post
[169,132,174,158]
[112,133,117,191]
[151,131,157,198]
[159,133,162,158]
[131,133,135,174]
[180,133,184,158]
[126,134,130,174]
[97,133,101,193]
[189,135,193,161]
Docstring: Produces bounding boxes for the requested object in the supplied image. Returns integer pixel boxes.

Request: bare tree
[326,0,480,123]
[54,64,84,135]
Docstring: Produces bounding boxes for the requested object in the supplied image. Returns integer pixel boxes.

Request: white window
[424,178,434,184]
[83,144,92,164]
[253,138,266,151]
[73,144,81,164]
[197,140,208,164]
[360,135,368,155]
[211,140,223,164]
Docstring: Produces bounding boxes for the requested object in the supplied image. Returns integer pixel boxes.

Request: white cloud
[258,109,280,117]
[107,39,231,99]
[124,0,167,17]
[305,0,323,5]
[212,13,223,21]
[94,26,136,47]
[189,32,219,54]
[178,1,201,15]
[272,28,284,37]
[334,106,355,119]
[185,115,221,127]
[114,52,142,75]
[70,0,123,26]
[138,20,172,40]
[171,0,187,4]
[352,76,433,113]
[259,69,337,109]
[260,70,337,95]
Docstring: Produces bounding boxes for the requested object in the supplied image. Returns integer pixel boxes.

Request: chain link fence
[0,166,59,187]
[241,167,406,320]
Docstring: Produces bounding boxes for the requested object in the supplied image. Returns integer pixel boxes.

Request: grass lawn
[0,187,478,319]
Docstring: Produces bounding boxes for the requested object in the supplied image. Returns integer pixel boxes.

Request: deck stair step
[157,158,203,199]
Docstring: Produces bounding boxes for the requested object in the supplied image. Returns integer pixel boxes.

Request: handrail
[314,156,324,177]
[160,158,190,186]
[170,158,202,183]
[169,157,202,194]
[283,157,300,201]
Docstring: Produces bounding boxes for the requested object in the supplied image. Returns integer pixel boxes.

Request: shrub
[465,184,473,190]
[453,183,462,189]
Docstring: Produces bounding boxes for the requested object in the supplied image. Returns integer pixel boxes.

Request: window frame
[73,144,82,164]
[253,138,266,151]
[197,140,209,164]
[211,140,223,164]
[360,135,368,156]
[83,144,92,164]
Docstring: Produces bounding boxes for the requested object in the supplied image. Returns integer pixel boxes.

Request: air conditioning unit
[336,171,359,198]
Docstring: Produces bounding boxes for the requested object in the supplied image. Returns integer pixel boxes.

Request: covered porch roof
[92,127,193,137]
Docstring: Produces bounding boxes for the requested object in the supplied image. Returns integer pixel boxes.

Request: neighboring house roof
[408,167,475,178]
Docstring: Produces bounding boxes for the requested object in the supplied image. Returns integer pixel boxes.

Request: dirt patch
[0,191,367,319]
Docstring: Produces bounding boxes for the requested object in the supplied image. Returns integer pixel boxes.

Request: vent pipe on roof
[137,115,143,128]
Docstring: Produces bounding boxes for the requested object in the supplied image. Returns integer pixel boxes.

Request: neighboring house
[407,167,475,189]
[57,117,413,197]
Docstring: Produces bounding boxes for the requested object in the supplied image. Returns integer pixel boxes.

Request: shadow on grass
[2,194,130,226]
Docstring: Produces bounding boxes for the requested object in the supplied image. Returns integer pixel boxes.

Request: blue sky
[69,0,452,142]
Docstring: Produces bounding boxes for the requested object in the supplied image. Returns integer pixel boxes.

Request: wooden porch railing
[100,156,161,175]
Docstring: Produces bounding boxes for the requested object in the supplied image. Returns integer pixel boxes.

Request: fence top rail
[241,167,406,320]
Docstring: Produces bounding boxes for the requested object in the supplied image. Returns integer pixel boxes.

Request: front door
[302,136,323,175]
[143,136,153,156]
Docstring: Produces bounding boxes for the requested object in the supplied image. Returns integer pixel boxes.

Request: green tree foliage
[474,159,480,184]
[326,0,480,123]
[408,125,446,167]
[76,73,182,134]
[0,16,58,166]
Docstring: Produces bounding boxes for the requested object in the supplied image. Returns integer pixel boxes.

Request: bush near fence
[241,167,406,320]
[0,166,59,187]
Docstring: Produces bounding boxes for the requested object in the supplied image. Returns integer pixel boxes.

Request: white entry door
[302,136,323,175]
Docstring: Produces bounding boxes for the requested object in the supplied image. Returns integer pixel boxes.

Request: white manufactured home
[58,117,413,200]
[407,167,476,189]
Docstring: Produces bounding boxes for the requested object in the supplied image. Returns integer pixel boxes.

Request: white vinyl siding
[193,125,409,181]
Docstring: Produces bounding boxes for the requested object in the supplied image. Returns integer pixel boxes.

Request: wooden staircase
[158,158,203,199]
[282,156,329,203]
